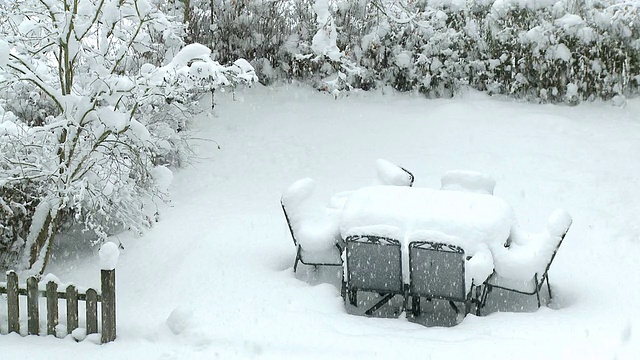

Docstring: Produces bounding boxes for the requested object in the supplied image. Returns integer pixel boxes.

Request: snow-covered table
[339,186,517,286]
[339,186,516,249]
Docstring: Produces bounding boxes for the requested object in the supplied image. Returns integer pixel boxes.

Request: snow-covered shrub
[0,0,256,273]
[185,0,300,85]
[181,0,640,102]
[483,0,640,102]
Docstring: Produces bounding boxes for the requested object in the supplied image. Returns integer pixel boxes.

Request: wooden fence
[0,269,115,343]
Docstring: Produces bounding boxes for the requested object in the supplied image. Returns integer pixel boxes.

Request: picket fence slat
[27,276,39,335]
[66,285,79,334]
[86,288,99,335]
[7,271,19,334]
[46,281,58,336]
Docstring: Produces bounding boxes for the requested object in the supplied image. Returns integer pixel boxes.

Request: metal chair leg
[348,289,357,306]
[365,293,396,315]
[480,284,491,310]
[448,301,460,314]
[293,245,302,272]
[402,289,409,315]
[534,274,541,308]
[474,286,483,316]
[412,296,421,316]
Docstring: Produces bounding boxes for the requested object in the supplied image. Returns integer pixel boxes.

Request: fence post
[46,281,58,336]
[66,285,79,334]
[100,269,116,343]
[27,276,39,335]
[99,242,119,344]
[7,271,19,334]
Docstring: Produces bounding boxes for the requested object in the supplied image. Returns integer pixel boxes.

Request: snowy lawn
[2,85,640,359]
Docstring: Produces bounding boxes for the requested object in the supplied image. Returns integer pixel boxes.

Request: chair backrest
[409,241,467,301]
[345,235,403,294]
[399,166,415,187]
[541,221,572,277]
[374,159,414,187]
[281,200,298,247]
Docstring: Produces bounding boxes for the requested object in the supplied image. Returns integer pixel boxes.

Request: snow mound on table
[493,209,572,282]
[374,159,414,186]
[441,170,496,195]
[344,225,404,240]
[282,178,341,254]
[326,190,352,211]
[339,186,515,249]
[409,230,494,291]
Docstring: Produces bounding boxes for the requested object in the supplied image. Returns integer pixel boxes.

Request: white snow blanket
[340,185,515,249]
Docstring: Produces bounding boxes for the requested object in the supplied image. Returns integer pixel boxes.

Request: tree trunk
[28,209,60,274]
[183,0,192,43]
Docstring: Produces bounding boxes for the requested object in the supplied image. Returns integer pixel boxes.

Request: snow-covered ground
[2,85,640,358]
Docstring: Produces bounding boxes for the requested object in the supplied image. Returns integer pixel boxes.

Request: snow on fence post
[7,271,19,334]
[27,276,39,335]
[100,242,119,344]
[46,281,59,335]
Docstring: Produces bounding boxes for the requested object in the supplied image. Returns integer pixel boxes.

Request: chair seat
[295,213,342,253]
[298,244,342,265]
[485,273,539,294]
[480,209,572,310]
[491,228,565,282]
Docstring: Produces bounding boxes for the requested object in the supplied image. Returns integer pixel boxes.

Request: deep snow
[1,85,640,359]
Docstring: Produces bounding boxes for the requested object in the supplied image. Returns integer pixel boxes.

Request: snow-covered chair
[440,170,496,195]
[407,232,493,318]
[281,178,343,272]
[343,234,404,316]
[374,159,414,187]
[480,209,573,309]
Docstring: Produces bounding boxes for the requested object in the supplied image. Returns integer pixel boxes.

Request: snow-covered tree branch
[0,0,256,273]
